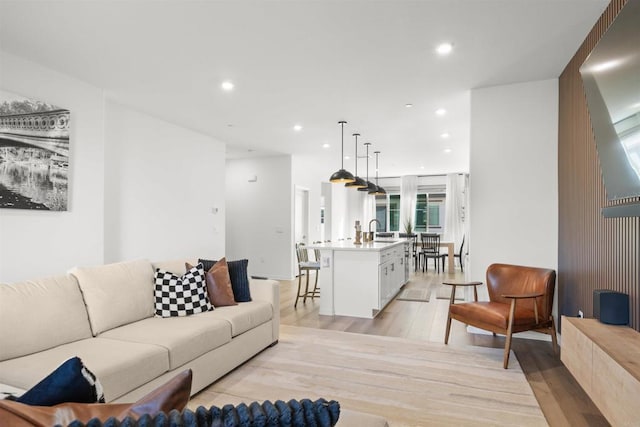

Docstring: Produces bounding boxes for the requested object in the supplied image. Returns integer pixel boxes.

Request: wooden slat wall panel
[558,0,640,330]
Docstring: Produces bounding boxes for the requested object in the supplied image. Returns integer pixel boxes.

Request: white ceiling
[0,0,609,177]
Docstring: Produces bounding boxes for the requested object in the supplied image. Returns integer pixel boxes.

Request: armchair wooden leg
[445,315,453,344]
[503,299,517,369]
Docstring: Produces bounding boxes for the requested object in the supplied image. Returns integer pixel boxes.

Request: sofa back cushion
[0,275,92,361]
[70,259,155,335]
[151,259,197,275]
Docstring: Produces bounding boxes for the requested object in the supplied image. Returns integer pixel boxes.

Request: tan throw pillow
[187,258,237,307]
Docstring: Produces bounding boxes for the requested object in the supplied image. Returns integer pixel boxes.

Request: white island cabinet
[308,240,409,318]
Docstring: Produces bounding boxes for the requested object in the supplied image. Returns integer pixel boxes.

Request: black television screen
[580,0,640,217]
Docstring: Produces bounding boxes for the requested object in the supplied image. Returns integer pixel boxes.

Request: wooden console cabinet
[561,316,640,426]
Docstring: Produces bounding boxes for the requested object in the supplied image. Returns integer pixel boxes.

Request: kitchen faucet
[364,219,381,242]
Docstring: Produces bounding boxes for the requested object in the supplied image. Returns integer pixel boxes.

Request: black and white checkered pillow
[154,263,213,317]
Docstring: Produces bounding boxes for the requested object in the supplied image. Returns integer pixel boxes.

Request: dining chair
[420,233,446,273]
[454,235,465,272]
[399,233,418,270]
[442,235,466,272]
[376,232,394,238]
[294,243,320,308]
[443,263,558,368]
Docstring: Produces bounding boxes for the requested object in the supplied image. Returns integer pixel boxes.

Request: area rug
[189,325,547,426]
[395,287,431,302]
[435,284,465,300]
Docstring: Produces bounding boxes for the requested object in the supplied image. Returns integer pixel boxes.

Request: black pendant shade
[369,151,387,195]
[345,133,367,189]
[329,121,355,184]
[361,180,378,193]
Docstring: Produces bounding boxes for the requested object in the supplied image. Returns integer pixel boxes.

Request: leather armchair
[444,263,558,368]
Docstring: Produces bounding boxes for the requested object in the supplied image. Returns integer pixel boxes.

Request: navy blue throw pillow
[199,258,252,302]
[16,357,104,406]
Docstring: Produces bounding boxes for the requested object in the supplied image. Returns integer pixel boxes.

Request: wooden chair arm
[503,293,543,323]
[442,281,483,287]
[502,292,544,299]
[442,281,483,303]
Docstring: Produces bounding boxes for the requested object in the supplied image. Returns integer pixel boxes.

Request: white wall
[0,52,105,282]
[226,155,292,280]
[292,153,329,245]
[104,101,226,263]
[469,79,558,301]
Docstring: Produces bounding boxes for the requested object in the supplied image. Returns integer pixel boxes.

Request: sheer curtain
[444,173,464,257]
[400,175,418,232]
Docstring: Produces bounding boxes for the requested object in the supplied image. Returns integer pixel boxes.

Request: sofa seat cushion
[99,316,232,370]
[0,338,169,402]
[0,275,92,361]
[199,301,273,337]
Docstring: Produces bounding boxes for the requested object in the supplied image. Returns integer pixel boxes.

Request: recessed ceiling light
[436,43,453,55]
[440,132,450,139]
[322,143,330,149]
[420,166,425,170]
[221,81,234,91]
[435,108,447,116]
[293,124,303,132]
[405,103,413,108]
[227,124,234,127]
[344,156,350,160]
[444,148,452,154]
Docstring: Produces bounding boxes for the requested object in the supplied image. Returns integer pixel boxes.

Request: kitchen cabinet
[309,240,409,318]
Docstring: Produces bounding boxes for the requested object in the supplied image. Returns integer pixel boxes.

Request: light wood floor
[191,324,546,426]
[280,267,609,427]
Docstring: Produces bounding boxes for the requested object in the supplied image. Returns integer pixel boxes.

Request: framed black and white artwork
[0,91,70,211]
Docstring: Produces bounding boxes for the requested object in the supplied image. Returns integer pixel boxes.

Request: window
[415,194,428,232]
[389,194,401,231]
[375,194,401,232]
[415,193,445,232]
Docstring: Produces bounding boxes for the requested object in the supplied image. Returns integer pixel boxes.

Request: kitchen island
[308,239,410,318]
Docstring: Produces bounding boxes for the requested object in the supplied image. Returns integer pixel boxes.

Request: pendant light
[358,142,378,193]
[329,121,355,183]
[345,133,367,189]
[369,151,387,195]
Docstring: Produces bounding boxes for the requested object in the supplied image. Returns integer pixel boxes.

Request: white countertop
[308,239,407,252]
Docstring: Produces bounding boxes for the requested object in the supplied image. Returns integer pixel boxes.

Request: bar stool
[295,243,320,308]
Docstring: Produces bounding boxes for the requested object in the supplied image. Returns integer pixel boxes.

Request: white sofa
[0,258,279,403]
[0,258,389,426]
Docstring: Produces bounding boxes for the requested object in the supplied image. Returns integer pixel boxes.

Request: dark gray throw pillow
[199,258,252,302]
